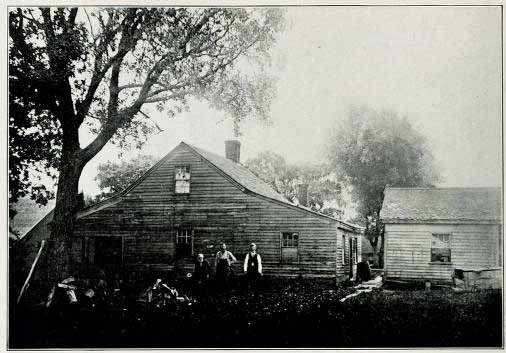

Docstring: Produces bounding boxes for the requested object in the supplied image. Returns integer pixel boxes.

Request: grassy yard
[9,278,502,348]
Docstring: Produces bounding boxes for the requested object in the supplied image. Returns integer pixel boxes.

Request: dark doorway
[93,237,123,278]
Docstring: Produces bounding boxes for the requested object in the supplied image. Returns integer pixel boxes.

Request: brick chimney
[297,183,309,207]
[225,140,241,163]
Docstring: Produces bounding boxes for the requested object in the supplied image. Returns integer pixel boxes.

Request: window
[431,234,451,263]
[281,232,299,263]
[282,232,298,247]
[175,228,193,258]
[175,166,191,194]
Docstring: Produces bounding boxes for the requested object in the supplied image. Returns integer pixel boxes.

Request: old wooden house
[381,187,502,284]
[21,141,362,282]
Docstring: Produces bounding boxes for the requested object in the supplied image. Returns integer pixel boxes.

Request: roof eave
[382,217,501,225]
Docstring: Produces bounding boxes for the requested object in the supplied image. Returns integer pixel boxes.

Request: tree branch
[143,90,193,104]
[107,61,121,118]
[76,10,141,123]
[68,8,78,28]
[18,13,41,25]
[40,8,55,42]
[118,83,144,91]
[79,127,116,165]
[79,10,268,167]
[83,8,94,38]
[139,110,164,132]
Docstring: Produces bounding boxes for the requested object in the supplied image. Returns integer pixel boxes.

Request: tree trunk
[378,232,385,269]
[377,214,385,269]
[367,237,378,265]
[366,216,380,267]
[46,152,84,284]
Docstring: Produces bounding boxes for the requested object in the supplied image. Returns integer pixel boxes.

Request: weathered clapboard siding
[385,223,501,284]
[73,143,361,280]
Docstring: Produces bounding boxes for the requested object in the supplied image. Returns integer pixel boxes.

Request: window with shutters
[431,234,451,263]
[174,166,191,194]
[281,232,299,263]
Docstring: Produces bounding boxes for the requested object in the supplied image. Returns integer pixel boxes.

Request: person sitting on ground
[243,243,262,288]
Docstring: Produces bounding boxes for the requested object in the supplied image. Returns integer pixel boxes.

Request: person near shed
[243,243,262,288]
[215,243,237,291]
[193,253,211,298]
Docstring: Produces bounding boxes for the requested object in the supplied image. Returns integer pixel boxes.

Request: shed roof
[381,187,502,224]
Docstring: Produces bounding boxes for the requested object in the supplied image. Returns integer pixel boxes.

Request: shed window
[175,228,193,258]
[281,232,299,263]
[175,166,191,194]
[431,234,451,263]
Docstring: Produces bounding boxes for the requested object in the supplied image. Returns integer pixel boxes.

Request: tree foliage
[9,9,63,216]
[245,151,345,218]
[9,8,284,202]
[327,105,439,265]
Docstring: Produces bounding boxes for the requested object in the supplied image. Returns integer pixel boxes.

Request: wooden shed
[21,141,362,282]
[381,187,502,285]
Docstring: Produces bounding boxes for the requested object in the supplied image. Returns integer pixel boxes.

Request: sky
[78,6,502,196]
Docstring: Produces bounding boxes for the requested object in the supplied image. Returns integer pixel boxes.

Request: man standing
[243,243,262,288]
[215,243,237,291]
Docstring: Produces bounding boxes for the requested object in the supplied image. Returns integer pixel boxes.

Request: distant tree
[327,105,439,267]
[244,151,291,195]
[245,151,345,217]
[9,7,285,279]
[86,154,158,205]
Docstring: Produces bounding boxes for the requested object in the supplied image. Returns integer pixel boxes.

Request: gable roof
[19,209,54,243]
[10,197,55,237]
[381,187,502,224]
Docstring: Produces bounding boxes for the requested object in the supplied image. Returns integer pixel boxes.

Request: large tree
[245,151,345,218]
[9,7,284,279]
[327,105,439,266]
